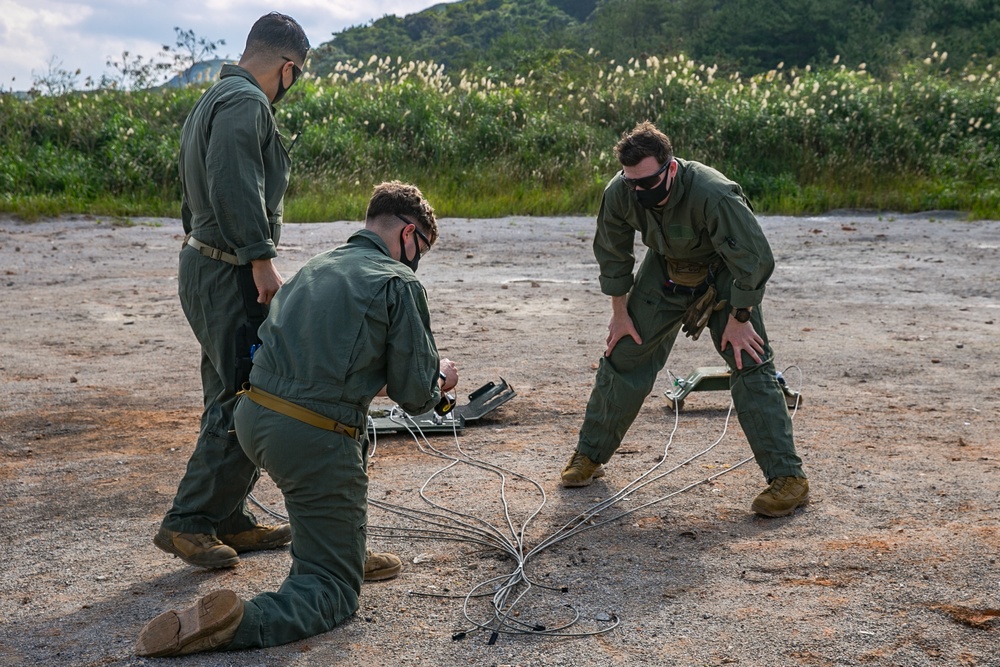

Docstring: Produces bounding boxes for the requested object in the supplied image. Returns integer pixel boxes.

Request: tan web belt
[183,234,239,265]
[239,384,359,440]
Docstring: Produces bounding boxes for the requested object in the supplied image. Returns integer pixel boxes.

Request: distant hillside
[309,0,592,75]
[310,0,1000,77]
[161,58,234,88]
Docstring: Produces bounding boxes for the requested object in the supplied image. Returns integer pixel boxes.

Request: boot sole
[219,535,292,554]
[224,540,291,554]
[136,590,243,657]
[153,532,241,569]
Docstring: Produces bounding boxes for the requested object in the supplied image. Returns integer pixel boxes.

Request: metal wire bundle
[252,366,803,641]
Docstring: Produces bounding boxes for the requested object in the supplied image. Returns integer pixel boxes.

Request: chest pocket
[644,208,707,261]
[662,222,703,257]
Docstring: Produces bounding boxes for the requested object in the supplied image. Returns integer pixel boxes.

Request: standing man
[137,181,458,657]
[560,121,809,517]
[153,13,309,569]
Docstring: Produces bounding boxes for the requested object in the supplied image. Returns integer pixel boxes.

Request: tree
[550,0,598,22]
[99,27,227,91]
[102,50,172,90]
[168,27,227,76]
[583,0,673,63]
[305,0,1000,79]
[31,57,81,96]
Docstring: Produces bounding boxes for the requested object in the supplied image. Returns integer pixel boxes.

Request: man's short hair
[366,181,438,246]
[615,121,673,167]
[244,12,310,63]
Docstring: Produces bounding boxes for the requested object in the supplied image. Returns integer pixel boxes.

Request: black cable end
[534,624,546,631]
[561,586,569,593]
[488,631,499,645]
[451,632,466,641]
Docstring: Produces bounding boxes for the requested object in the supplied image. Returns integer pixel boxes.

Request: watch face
[735,308,751,323]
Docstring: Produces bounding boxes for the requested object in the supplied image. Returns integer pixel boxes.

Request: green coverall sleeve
[593,187,639,297]
[706,193,775,309]
[384,278,441,415]
[204,97,278,264]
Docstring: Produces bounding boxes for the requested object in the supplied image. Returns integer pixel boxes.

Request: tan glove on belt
[681,285,726,341]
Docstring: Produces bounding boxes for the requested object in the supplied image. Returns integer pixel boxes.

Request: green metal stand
[664,366,802,411]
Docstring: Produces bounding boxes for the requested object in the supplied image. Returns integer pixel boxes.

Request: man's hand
[251,258,283,305]
[605,294,643,357]
[720,316,765,370]
[439,358,458,392]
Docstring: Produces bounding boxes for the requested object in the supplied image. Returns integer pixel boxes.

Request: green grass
[1,49,998,220]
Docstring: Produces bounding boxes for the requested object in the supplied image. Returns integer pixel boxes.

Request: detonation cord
[248,365,804,642]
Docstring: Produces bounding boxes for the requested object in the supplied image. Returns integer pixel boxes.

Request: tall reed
[1,47,997,220]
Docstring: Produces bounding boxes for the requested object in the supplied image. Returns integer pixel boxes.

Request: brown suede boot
[560,451,606,488]
[364,549,402,581]
[135,589,244,657]
[751,476,810,517]
[153,527,239,569]
[218,523,292,553]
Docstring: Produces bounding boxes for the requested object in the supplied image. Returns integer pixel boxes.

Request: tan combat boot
[364,549,402,581]
[219,523,292,553]
[153,527,240,569]
[136,589,244,657]
[560,451,606,488]
[751,476,810,517]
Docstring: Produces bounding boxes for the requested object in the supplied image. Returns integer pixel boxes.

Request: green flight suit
[164,64,290,536]
[229,230,443,649]
[577,158,805,482]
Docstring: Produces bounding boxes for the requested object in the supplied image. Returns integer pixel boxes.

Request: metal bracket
[664,366,802,411]
[367,377,517,436]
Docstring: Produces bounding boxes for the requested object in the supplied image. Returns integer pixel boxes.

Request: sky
[0,0,456,91]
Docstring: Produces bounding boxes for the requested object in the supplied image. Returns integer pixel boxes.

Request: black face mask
[398,229,420,272]
[273,58,302,105]
[634,172,671,209]
[272,77,290,105]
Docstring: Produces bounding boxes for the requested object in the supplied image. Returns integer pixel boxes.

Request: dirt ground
[1,211,998,667]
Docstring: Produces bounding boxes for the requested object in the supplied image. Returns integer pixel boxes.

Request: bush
[1,48,998,219]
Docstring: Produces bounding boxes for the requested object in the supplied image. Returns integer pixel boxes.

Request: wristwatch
[732,307,752,323]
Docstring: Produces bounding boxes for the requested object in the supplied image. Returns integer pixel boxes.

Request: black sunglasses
[282,57,303,85]
[620,160,669,190]
[395,214,431,257]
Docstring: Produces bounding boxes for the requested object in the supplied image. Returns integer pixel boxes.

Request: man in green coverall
[136,181,459,657]
[560,121,809,517]
[152,13,308,568]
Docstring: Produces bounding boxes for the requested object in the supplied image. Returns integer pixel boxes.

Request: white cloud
[0,0,455,91]
[0,2,93,87]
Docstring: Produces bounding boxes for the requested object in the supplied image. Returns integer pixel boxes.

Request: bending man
[560,121,809,517]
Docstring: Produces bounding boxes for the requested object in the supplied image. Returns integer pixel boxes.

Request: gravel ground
[0,211,998,666]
